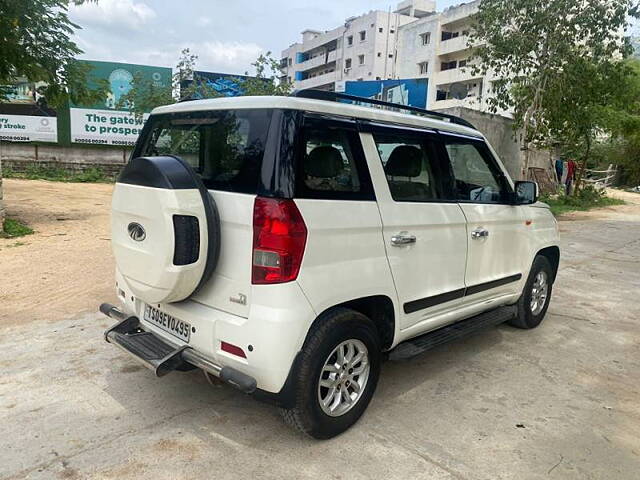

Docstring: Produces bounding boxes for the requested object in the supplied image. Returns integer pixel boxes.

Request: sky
[68,0,462,74]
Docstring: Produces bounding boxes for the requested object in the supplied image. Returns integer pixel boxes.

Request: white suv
[100,91,560,439]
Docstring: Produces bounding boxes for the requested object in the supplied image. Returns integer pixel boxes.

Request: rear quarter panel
[294,199,399,325]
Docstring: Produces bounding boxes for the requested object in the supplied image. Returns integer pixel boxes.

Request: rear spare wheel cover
[111,156,220,304]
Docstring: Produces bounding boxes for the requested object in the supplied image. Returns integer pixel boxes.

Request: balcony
[438,35,471,56]
[435,66,482,85]
[297,50,338,72]
[440,2,479,26]
[296,71,336,90]
[299,30,343,54]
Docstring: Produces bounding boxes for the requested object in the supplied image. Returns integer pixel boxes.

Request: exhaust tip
[99,303,115,316]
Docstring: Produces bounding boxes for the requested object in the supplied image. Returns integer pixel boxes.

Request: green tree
[590,59,640,186]
[118,48,221,119]
[0,0,106,107]
[239,51,292,96]
[0,0,105,233]
[470,0,639,181]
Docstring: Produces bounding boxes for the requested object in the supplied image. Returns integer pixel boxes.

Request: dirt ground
[0,179,117,326]
[1,180,640,479]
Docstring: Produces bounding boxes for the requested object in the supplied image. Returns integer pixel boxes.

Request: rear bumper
[100,303,257,393]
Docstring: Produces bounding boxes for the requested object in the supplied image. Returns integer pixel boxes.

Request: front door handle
[391,232,417,247]
[471,228,490,239]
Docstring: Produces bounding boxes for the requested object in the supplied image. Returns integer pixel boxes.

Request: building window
[442,31,460,41]
[418,61,428,74]
[441,60,458,71]
[420,32,431,46]
[358,54,365,65]
[347,36,353,46]
[359,31,366,41]
[345,58,352,69]
[377,52,382,57]
[376,76,381,80]
[288,58,293,66]
[379,27,383,33]
[390,28,395,34]
[288,76,292,83]
[459,59,468,68]
[388,53,393,58]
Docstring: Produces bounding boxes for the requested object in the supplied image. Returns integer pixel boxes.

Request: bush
[3,165,113,183]
[1,218,34,238]
[541,186,625,216]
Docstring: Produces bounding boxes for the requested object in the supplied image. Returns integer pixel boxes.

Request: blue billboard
[344,78,428,108]
[181,71,269,99]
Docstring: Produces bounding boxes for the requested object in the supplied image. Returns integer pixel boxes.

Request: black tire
[280,308,381,439]
[509,255,554,329]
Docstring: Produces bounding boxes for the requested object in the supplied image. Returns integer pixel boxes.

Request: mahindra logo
[127,222,146,242]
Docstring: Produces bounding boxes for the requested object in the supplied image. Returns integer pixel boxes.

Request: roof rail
[291,89,476,130]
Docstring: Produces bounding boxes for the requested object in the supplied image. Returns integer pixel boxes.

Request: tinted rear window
[139,109,273,194]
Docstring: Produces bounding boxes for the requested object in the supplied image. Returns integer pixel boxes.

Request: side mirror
[514,181,538,205]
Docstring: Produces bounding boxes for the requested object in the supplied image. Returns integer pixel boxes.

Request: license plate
[143,304,191,342]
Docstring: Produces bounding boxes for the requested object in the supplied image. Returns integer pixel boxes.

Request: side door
[440,133,528,305]
[359,125,469,334]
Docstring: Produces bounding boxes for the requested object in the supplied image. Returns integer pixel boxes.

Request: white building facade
[281,0,498,114]
[395,0,494,111]
[279,1,435,91]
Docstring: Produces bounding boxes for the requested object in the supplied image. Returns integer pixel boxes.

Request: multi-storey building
[281,0,498,114]
[279,1,435,91]
[395,0,492,111]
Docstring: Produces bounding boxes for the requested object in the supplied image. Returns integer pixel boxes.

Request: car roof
[151,96,484,139]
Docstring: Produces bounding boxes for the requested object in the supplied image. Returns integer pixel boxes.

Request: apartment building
[281,1,501,112]
[395,0,491,111]
[279,1,436,91]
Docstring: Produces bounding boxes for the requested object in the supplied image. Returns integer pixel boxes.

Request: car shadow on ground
[100,323,506,448]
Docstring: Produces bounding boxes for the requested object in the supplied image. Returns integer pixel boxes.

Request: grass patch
[541,186,625,217]
[3,165,113,183]
[1,218,34,238]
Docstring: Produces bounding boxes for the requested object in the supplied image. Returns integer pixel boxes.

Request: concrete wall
[0,160,4,231]
[0,143,132,177]
[436,107,553,182]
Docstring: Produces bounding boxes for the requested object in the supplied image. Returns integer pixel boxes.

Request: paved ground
[1,181,639,480]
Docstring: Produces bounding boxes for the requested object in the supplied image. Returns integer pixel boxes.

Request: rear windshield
[138,109,273,194]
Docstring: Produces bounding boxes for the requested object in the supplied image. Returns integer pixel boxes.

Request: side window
[374,133,441,202]
[141,109,272,194]
[297,123,373,200]
[443,139,509,203]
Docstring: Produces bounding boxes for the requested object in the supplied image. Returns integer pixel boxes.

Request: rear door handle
[391,232,417,247]
[471,228,490,239]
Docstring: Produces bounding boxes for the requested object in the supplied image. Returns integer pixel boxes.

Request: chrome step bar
[99,303,257,393]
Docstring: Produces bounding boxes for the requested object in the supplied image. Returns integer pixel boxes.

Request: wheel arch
[536,246,560,283]
[310,295,396,351]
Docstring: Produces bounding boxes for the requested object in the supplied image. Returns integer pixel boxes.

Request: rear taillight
[252,197,307,285]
